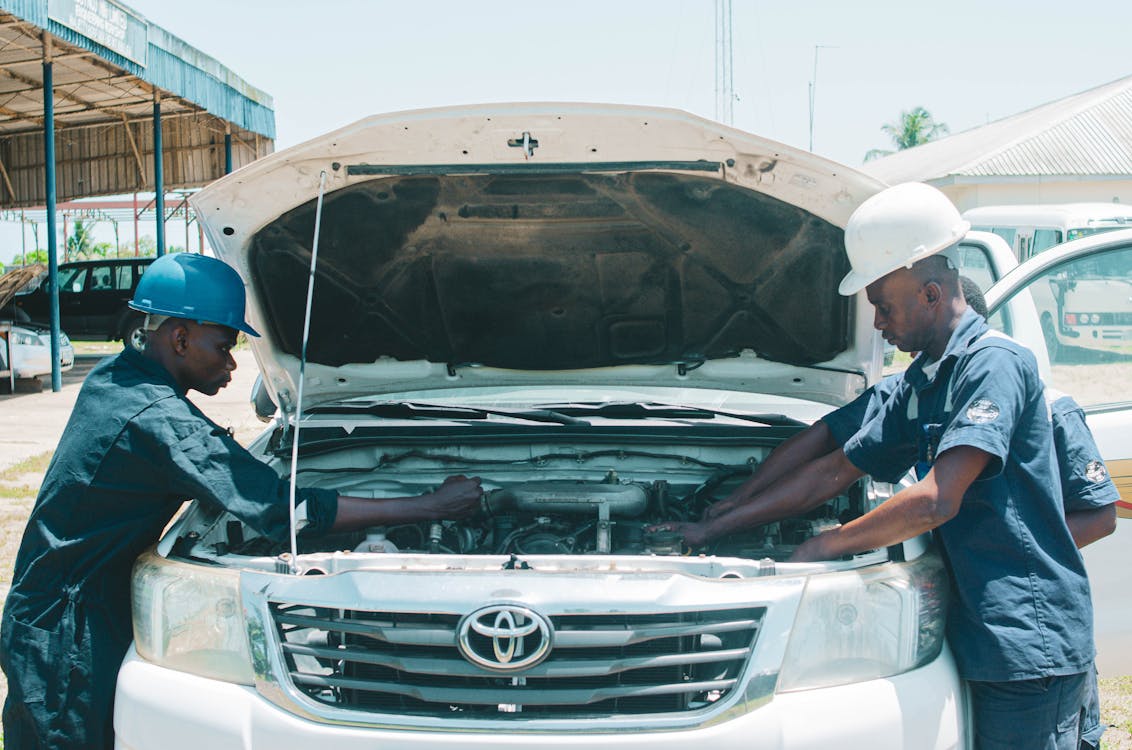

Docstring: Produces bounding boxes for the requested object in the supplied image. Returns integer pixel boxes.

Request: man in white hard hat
[768,182,1094,749]
[657,272,1113,748]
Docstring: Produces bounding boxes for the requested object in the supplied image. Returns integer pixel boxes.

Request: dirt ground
[0,347,1130,745]
[1050,356,1132,408]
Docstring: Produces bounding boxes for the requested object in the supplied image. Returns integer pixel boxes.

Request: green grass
[0,452,51,501]
[0,452,52,482]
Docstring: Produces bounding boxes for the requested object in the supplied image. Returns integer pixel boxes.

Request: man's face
[865,269,935,354]
[181,322,239,395]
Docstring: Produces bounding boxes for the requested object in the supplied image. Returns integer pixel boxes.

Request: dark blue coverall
[0,347,337,749]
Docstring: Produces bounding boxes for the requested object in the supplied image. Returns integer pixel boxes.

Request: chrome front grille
[269,602,765,719]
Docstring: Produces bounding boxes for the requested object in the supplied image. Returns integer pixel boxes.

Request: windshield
[1066,224,1132,242]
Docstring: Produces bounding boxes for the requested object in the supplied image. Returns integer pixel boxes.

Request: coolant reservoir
[354,528,399,554]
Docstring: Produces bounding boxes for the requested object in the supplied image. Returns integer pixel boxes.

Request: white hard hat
[838,182,970,296]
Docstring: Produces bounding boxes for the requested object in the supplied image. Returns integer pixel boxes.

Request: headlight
[13,330,43,346]
[776,550,948,692]
[132,551,255,685]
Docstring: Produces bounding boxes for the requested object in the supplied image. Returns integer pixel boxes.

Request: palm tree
[864,107,949,161]
[66,219,98,259]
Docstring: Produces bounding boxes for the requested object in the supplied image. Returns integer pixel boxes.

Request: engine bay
[167,440,888,566]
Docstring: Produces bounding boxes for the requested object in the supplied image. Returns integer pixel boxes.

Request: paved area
[0,348,263,471]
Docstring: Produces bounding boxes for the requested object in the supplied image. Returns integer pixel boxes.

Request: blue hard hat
[129,253,260,337]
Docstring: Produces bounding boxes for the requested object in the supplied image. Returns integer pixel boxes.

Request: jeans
[968,671,1089,750]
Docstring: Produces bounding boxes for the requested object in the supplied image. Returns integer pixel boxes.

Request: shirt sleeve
[139,399,338,541]
[1050,396,1120,512]
[934,344,1031,478]
[842,380,917,483]
[821,386,876,446]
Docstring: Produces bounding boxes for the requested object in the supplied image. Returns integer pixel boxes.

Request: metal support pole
[153,93,165,256]
[43,37,61,392]
[808,45,836,153]
[224,126,232,175]
[133,192,139,255]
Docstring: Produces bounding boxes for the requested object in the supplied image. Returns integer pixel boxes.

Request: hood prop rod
[286,169,329,575]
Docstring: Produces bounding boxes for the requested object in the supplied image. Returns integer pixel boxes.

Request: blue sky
[123,0,1132,162]
[4,0,1132,264]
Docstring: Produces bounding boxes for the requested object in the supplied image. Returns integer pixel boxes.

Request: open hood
[0,264,45,311]
[191,104,886,410]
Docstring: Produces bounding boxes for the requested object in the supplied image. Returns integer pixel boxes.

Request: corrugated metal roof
[864,75,1132,184]
[0,0,275,206]
[144,24,275,138]
[25,0,276,138]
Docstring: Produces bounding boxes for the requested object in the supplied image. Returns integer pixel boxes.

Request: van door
[957,231,1018,292]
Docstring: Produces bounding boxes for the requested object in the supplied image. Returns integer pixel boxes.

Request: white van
[963,203,1132,261]
[962,204,1132,361]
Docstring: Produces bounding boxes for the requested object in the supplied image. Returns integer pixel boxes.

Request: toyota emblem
[456,604,553,671]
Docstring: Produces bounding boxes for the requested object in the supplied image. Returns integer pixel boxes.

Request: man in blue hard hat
[0,253,484,750]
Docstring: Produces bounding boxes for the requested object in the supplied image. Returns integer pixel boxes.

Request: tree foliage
[65,219,97,258]
[9,249,49,266]
[864,107,949,162]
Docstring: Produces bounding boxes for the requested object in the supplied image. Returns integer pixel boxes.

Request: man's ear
[920,281,942,308]
[169,322,191,356]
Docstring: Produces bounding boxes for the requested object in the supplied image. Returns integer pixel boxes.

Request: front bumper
[114,645,968,750]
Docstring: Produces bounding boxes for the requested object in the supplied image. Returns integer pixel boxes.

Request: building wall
[934,178,1132,211]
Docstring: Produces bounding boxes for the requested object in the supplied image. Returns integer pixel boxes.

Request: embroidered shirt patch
[1085,460,1108,483]
[966,399,1000,424]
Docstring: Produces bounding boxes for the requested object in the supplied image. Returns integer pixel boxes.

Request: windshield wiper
[305,401,588,426]
[542,401,806,427]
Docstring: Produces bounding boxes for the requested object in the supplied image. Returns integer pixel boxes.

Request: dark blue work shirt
[821,373,905,482]
[6,346,336,622]
[843,309,1094,682]
[1045,390,1119,514]
[1,347,336,747]
[823,373,902,445]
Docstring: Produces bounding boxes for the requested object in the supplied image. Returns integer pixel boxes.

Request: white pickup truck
[111,105,1130,750]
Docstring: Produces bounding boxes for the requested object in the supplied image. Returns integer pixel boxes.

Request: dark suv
[14,257,154,349]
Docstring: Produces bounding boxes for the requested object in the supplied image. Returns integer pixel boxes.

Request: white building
[863,74,1132,211]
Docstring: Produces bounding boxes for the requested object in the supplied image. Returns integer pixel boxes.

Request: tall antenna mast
[714,0,734,125]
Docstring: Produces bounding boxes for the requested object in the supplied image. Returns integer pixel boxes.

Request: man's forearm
[712,422,839,514]
[745,422,839,496]
[792,445,990,562]
[804,479,950,559]
[1066,505,1117,549]
[701,448,863,541]
[330,495,424,533]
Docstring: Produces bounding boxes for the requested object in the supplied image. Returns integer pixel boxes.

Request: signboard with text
[48,0,147,66]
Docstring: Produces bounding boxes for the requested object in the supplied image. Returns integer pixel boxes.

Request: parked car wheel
[122,314,147,352]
